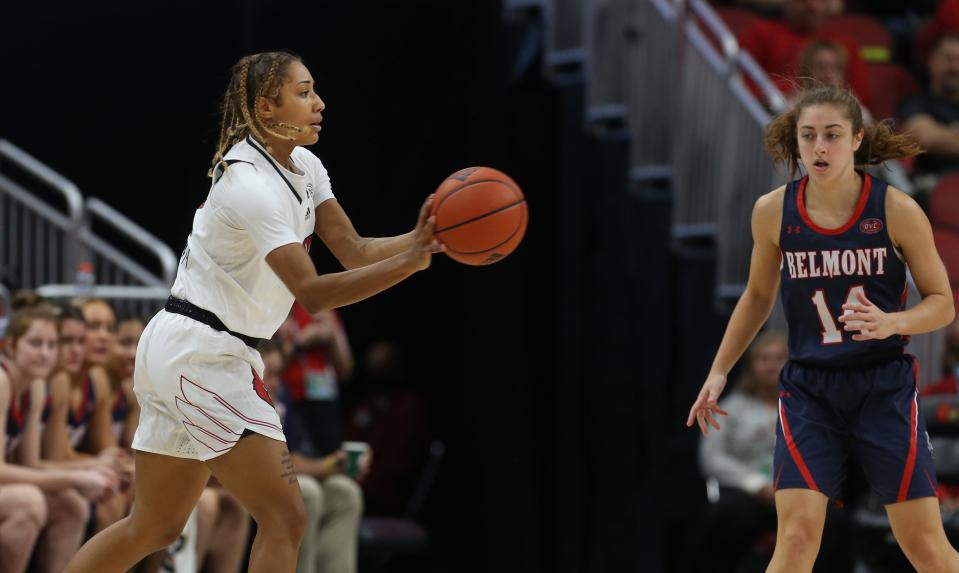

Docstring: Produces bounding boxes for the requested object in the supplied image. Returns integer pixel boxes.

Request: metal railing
[671,0,788,244]
[544,0,587,71]
[625,0,679,180]
[0,139,85,290]
[0,139,175,319]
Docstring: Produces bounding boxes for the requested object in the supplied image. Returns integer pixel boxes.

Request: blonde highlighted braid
[209,51,305,177]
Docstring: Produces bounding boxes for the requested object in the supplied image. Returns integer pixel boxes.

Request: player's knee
[777,515,823,556]
[257,495,307,545]
[4,484,48,529]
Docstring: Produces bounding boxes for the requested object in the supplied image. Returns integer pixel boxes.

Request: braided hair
[209,51,303,177]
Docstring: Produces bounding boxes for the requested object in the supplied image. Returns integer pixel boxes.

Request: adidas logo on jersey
[305,207,311,220]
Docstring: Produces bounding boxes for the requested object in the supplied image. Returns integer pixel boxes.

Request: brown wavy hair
[4,305,58,349]
[764,85,922,176]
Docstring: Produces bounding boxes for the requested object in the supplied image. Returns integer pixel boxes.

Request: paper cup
[342,441,369,478]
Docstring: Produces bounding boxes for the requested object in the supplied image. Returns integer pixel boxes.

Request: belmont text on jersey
[778,173,908,366]
[783,247,889,279]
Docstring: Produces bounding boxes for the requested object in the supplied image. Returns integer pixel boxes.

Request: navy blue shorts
[774,354,937,505]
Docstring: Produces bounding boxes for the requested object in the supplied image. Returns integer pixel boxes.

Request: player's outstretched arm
[840,188,955,340]
[687,188,784,435]
[269,197,443,312]
[314,195,437,269]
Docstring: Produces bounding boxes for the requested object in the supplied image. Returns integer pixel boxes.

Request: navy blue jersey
[779,173,908,366]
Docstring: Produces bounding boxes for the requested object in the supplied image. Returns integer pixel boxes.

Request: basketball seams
[441,202,528,256]
[434,176,523,214]
[434,198,527,234]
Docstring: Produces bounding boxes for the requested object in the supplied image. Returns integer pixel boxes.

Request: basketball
[430,166,528,265]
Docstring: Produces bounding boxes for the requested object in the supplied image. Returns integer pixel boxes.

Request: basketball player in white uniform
[66,51,443,573]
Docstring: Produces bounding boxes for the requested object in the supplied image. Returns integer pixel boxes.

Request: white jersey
[171,137,335,339]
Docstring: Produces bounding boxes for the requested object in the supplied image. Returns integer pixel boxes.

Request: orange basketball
[430,166,528,265]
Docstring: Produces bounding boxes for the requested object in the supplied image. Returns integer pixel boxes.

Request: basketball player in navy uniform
[688,85,959,572]
[66,51,443,573]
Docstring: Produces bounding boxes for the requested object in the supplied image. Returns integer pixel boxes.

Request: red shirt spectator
[739,19,873,109]
[940,0,959,33]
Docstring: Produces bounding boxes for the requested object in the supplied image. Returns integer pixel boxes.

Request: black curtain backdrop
[0,2,718,571]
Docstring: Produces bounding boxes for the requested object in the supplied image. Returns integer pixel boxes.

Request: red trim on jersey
[797,173,872,236]
[897,359,920,502]
[71,376,91,424]
[9,388,28,428]
[779,400,820,491]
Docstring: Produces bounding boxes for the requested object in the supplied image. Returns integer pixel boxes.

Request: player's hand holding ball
[840,290,900,341]
[405,194,446,271]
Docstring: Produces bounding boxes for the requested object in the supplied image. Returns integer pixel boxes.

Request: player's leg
[64,451,211,573]
[767,363,847,572]
[0,484,47,573]
[206,433,307,573]
[35,488,90,573]
[766,489,829,573]
[315,474,363,573]
[886,497,959,572]
[856,357,958,571]
[206,490,252,573]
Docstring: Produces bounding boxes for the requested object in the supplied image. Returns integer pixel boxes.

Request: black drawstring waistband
[164,297,263,349]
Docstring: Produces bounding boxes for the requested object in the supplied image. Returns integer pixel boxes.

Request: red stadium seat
[930,173,959,232]
[716,7,765,40]
[865,63,919,122]
[822,14,893,62]
[933,229,959,301]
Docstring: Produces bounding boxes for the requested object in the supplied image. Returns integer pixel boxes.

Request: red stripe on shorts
[779,399,819,492]
[897,359,920,503]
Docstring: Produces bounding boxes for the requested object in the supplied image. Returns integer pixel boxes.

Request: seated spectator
[278,304,354,455]
[42,300,133,533]
[739,0,872,108]
[686,332,785,572]
[798,39,852,89]
[344,340,430,516]
[193,485,251,573]
[899,32,959,179]
[261,340,365,573]
[1,306,116,573]
[103,314,144,448]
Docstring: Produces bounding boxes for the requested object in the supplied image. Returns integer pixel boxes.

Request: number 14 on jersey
[811,286,865,344]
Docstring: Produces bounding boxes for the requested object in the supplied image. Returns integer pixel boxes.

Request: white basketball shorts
[131,310,286,461]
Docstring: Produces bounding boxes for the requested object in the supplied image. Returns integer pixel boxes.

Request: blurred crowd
[0,293,432,573]
[716,0,959,196]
